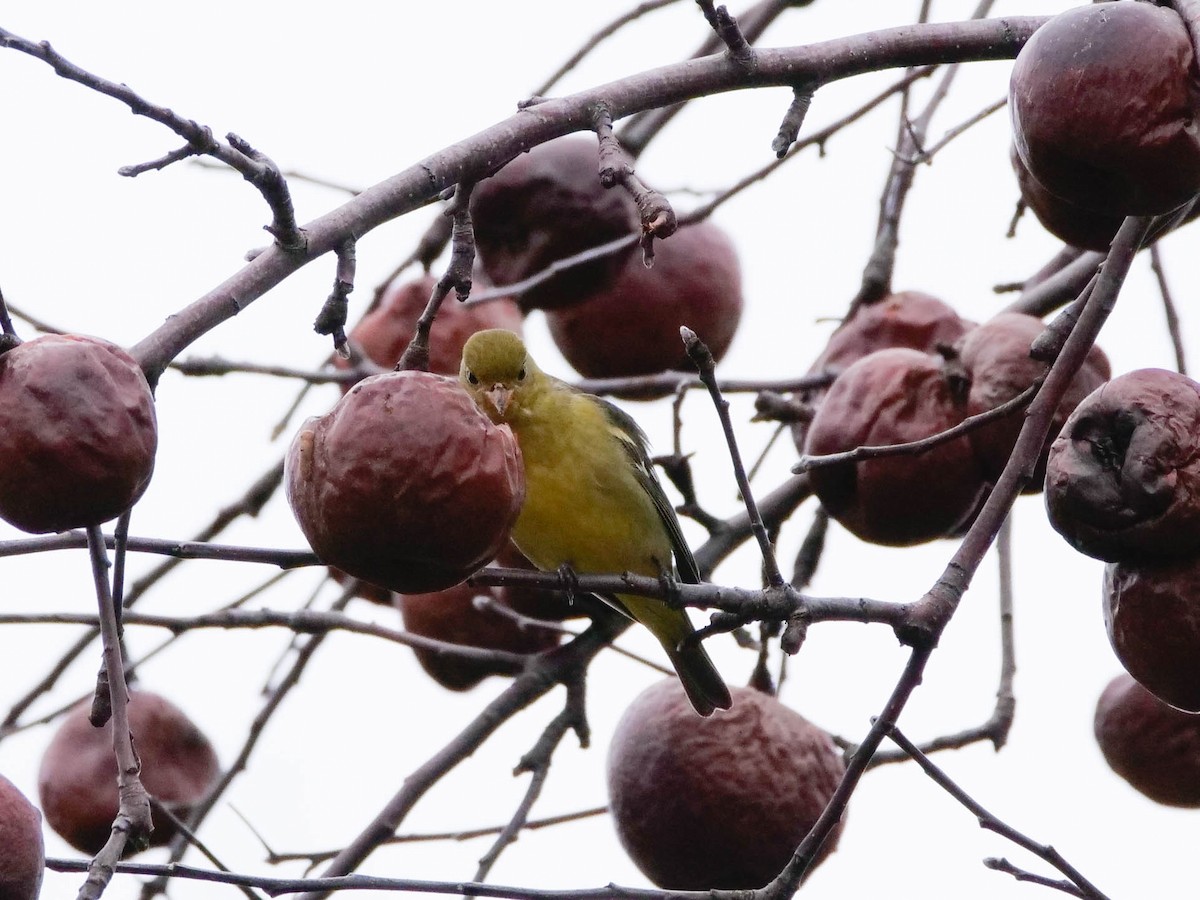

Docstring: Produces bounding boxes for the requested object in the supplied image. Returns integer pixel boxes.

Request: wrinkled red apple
[607,680,845,889]
[809,290,971,378]
[0,774,43,900]
[958,312,1110,490]
[1045,368,1200,562]
[287,371,524,593]
[544,220,742,379]
[1010,2,1200,216]
[1104,554,1200,712]
[336,272,523,386]
[395,580,562,691]
[470,136,640,310]
[793,290,972,453]
[0,334,157,533]
[1010,143,1124,251]
[804,347,986,546]
[1094,672,1200,807]
[38,690,219,854]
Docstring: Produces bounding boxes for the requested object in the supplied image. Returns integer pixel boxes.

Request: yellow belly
[509,393,672,580]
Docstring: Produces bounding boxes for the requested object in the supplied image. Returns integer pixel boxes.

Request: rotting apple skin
[0,334,157,534]
[792,290,973,454]
[1044,368,1200,563]
[0,773,44,900]
[1009,143,1124,251]
[1010,1,1200,217]
[809,290,971,378]
[38,691,219,855]
[395,581,561,691]
[804,347,987,546]
[545,220,743,380]
[1104,554,1200,713]
[287,371,524,594]
[336,272,523,385]
[1095,672,1200,807]
[606,680,845,890]
[958,311,1110,492]
[470,136,640,311]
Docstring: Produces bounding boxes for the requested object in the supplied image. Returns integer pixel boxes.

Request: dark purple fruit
[804,347,986,546]
[607,680,845,890]
[39,690,219,854]
[1095,672,1200,806]
[1010,2,1200,216]
[395,581,561,691]
[1104,554,1200,713]
[1044,368,1200,562]
[337,272,523,385]
[1010,143,1124,251]
[471,136,640,310]
[0,334,157,533]
[958,312,1110,491]
[545,220,742,379]
[0,774,43,900]
[287,371,524,594]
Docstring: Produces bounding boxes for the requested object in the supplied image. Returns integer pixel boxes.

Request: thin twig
[268,806,609,868]
[1148,244,1189,375]
[793,381,1039,473]
[683,328,785,588]
[78,526,153,900]
[532,0,684,96]
[886,726,1112,900]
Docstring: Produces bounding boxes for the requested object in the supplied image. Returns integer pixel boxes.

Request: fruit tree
[0,2,1197,899]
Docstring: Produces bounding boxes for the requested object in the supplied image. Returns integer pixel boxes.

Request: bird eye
[517,368,526,381]
[467,371,479,385]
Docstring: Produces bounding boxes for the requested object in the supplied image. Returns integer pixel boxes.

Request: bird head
[460,329,536,422]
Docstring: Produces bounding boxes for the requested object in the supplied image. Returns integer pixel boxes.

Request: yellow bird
[460,329,732,716]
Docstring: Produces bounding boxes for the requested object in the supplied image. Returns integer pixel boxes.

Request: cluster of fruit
[290,137,836,890]
[1043,369,1200,804]
[1005,1,1200,813]
[291,135,747,682]
[800,292,1109,546]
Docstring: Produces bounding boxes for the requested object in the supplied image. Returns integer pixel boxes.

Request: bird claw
[657,570,683,610]
[556,563,581,605]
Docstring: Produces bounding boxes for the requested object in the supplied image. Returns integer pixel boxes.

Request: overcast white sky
[0,2,1196,899]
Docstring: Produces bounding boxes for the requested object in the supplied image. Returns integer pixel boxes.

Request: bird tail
[614,593,732,716]
[666,641,733,717]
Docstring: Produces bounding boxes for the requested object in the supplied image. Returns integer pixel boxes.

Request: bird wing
[593,394,703,586]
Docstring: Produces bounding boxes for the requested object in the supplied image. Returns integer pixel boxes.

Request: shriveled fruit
[804,347,986,546]
[793,290,972,454]
[1104,554,1200,712]
[1095,672,1200,806]
[287,371,524,594]
[1010,2,1200,216]
[470,136,640,310]
[958,312,1110,491]
[0,773,43,900]
[38,690,219,854]
[1010,143,1123,251]
[808,290,971,378]
[607,680,845,890]
[0,334,157,533]
[1045,368,1200,562]
[395,580,561,691]
[336,272,523,386]
[544,220,743,379]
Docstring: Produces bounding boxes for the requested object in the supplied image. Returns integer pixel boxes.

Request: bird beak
[485,383,514,416]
